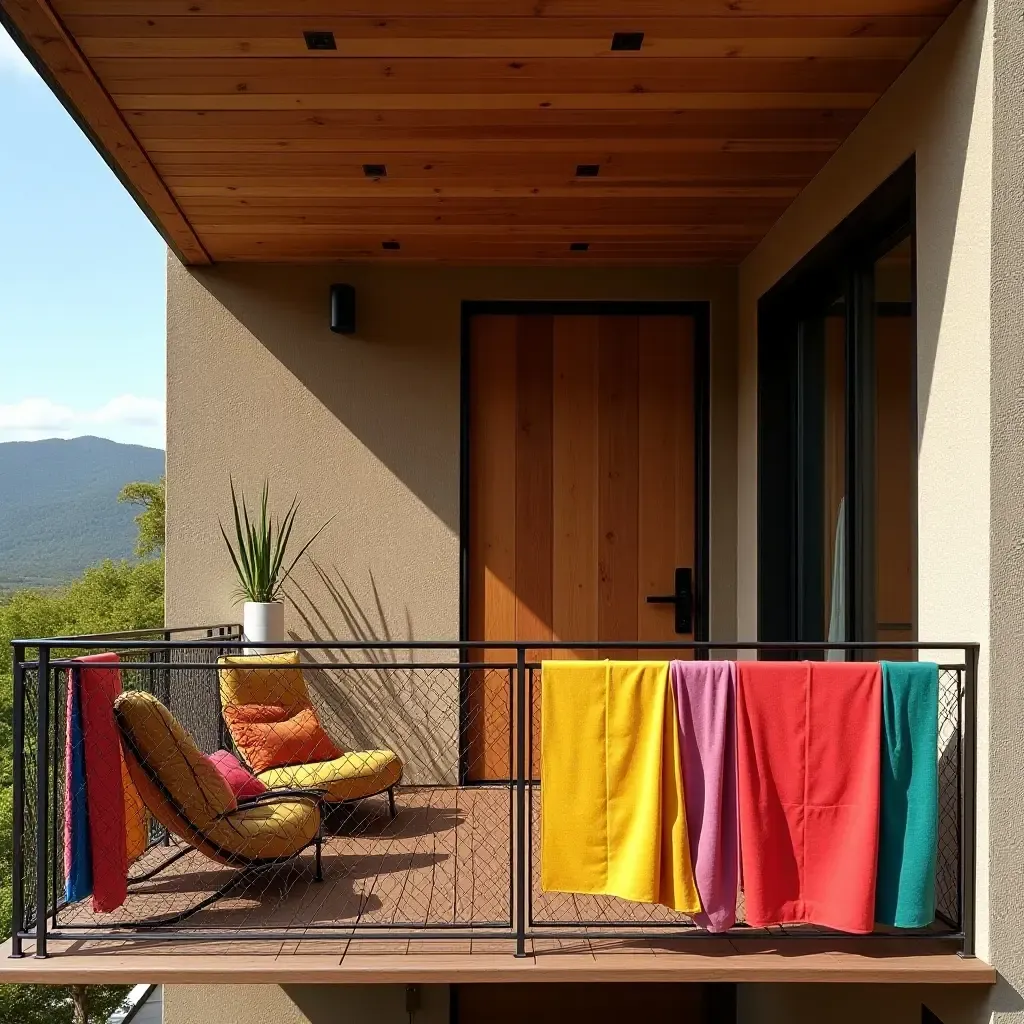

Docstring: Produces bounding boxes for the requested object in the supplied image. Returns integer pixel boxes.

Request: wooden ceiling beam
[64,14,946,52]
[139,137,840,154]
[90,55,908,93]
[113,92,879,112]
[50,0,960,18]
[0,0,209,264]
[121,106,868,139]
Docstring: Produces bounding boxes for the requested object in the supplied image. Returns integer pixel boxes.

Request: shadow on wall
[286,560,459,786]
[193,264,461,532]
[284,983,450,1024]
[923,977,1024,1023]
[914,2,988,441]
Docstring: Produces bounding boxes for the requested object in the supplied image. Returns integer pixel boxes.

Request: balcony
[0,629,994,986]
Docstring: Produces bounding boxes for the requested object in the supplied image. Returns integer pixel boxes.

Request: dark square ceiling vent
[303,30,337,51]
[610,32,644,51]
[363,163,387,178]
[569,242,590,252]
[576,164,600,177]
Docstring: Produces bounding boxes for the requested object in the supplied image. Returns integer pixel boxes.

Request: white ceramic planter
[242,600,285,656]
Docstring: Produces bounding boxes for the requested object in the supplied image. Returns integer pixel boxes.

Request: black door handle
[645,567,693,635]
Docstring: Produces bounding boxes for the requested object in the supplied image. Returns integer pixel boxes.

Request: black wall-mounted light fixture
[330,284,356,334]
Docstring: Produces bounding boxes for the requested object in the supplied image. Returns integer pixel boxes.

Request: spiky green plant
[220,480,333,603]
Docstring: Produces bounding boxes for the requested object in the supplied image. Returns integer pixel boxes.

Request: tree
[0,983,129,1024]
[0,481,164,1023]
[117,479,165,559]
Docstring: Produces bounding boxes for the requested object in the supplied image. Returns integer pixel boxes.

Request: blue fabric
[875,661,939,928]
[65,671,92,904]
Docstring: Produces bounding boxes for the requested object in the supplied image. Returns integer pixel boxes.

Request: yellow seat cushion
[218,651,340,773]
[218,651,404,801]
[257,750,403,803]
[114,690,320,866]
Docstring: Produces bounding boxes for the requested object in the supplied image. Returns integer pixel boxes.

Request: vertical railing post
[160,631,172,847]
[50,658,61,930]
[514,645,527,958]
[10,644,26,957]
[960,644,978,958]
[34,643,50,959]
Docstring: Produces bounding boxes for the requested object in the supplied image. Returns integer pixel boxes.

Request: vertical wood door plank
[515,315,554,777]
[515,315,554,663]
[637,315,695,655]
[673,315,697,643]
[467,314,518,781]
[552,316,600,659]
[597,315,640,659]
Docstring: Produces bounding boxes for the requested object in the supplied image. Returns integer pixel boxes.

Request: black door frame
[457,300,712,782]
[756,159,916,650]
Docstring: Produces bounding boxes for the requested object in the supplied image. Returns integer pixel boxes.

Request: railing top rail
[11,623,242,645]
[12,636,981,651]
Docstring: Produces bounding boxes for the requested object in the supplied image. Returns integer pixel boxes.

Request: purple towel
[670,660,739,931]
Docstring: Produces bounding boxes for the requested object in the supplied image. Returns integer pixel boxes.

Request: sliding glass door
[758,163,917,653]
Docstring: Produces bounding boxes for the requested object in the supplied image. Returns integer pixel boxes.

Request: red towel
[736,660,882,933]
[77,653,129,913]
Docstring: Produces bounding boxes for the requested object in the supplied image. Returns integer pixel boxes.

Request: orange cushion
[223,703,340,774]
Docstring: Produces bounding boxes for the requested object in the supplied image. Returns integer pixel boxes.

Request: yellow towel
[540,660,700,913]
[123,758,148,864]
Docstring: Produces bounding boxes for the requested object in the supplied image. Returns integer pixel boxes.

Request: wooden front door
[464,310,701,782]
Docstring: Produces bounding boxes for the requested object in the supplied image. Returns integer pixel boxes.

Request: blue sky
[0,26,165,449]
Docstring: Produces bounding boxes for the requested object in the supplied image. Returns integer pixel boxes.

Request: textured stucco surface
[164,983,449,1024]
[166,262,738,781]
[735,0,1024,1019]
[987,0,1024,1018]
[737,984,991,1024]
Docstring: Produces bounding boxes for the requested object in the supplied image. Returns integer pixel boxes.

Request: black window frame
[757,159,917,649]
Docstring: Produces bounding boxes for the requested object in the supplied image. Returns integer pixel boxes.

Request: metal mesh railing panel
[12,637,972,955]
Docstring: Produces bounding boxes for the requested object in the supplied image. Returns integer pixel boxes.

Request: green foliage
[220,479,332,603]
[118,479,165,559]
[0,481,164,1023]
[0,982,131,1024]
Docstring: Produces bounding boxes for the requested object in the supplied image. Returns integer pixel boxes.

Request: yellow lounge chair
[114,690,325,924]
[217,651,403,815]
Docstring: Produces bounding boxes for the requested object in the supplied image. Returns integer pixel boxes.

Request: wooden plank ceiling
[1,0,958,266]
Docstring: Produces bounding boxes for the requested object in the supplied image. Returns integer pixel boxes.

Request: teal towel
[876,661,939,928]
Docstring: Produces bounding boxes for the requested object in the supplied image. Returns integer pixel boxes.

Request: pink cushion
[206,750,268,801]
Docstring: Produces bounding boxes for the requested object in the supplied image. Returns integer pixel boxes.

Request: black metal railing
[8,632,977,960]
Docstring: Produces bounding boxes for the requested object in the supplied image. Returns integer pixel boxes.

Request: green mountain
[0,436,164,588]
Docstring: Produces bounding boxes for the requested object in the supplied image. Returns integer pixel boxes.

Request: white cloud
[0,395,165,448]
[0,25,34,77]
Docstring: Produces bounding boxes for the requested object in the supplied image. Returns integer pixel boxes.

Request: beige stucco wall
[166,261,737,781]
[164,984,449,1024]
[736,0,1024,1019]
[738,985,994,1024]
[986,0,1024,1018]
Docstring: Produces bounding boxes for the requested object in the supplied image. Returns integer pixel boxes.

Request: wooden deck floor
[0,786,995,985]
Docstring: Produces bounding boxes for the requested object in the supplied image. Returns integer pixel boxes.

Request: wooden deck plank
[425,787,461,927]
[471,787,512,927]
[0,941,995,985]
[21,785,995,984]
